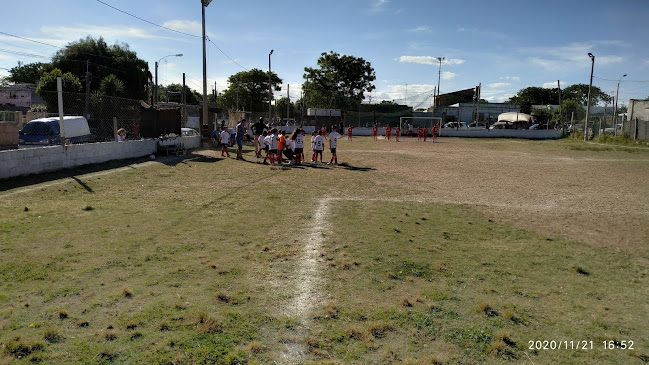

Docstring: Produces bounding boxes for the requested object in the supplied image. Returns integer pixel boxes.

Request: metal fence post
[113,117,118,142]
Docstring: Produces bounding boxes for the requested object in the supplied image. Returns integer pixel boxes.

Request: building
[435,102,521,124]
[0,84,44,111]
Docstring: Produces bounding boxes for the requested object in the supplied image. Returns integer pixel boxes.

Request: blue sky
[1,0,648,108]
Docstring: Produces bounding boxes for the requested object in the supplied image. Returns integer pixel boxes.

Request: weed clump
[194,312,222,334]
[3,336,45,358]
[477,302,499,317]
[572,265,590,276]
[58,310,68,320]
[104,331,118,341]
[247,341,264,354]
[122,287,133,298]
[43,328,63,343]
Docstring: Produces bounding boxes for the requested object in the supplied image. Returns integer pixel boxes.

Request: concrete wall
[0,139,157,180]
[439,129,563,139]
[178,135,201,149]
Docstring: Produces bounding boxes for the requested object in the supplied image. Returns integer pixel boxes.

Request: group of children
[249,126,343,166]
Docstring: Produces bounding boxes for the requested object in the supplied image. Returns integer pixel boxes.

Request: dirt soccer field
[1,136,648,364]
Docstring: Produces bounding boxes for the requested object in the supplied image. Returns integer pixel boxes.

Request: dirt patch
[346,137,649,256]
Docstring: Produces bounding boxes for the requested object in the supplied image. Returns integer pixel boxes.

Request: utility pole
[287,84,290,120]
[201,0,212,136]
[558,80,562,131]
[268,49,274,121]
[585,53,595,141]
[182,73,186,127]
[613,74,626,136]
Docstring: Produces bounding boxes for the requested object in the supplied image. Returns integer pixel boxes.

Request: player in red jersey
[432,124,438,142]
[417,126,422,141]
[347,125,354,141]
[372,124,378,141]
[422,126,428,141]
[385,126,392,141]
[395,126,400,142]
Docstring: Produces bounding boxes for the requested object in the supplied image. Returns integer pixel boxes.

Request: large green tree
[218,69,282,112]
[35,68,83,112]
[508,86,560,105]
[303,51,376,110]
[6,62,51,84]
[51,36,151,100]
[160,83,201,105]
[274,97,296,119]
[562,84,612,105]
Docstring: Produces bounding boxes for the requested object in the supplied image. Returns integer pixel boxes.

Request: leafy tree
[508,87,560,105]
[274,97,296,119]
[51,36,151,100]
[303,51,376,110]
[161,83,201,104]
[36,68,82,94]
[562,84,612,105]
[35,68,83,112]
[531,107,553,124]
[100,74,125,97]
[555,99,585,122]
[218,69,282,112]
[6,62,51,84]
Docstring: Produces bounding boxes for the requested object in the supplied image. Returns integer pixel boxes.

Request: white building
[0,84,44,109]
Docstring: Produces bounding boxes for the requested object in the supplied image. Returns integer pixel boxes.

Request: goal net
[399,117,442,130]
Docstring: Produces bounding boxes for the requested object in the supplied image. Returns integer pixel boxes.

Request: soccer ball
[149,154,156,160]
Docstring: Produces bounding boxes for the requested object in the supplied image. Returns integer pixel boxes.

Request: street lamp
[155,53,183,105]
[613,74,626,136]
[268,49,274,121]
[201,0,211,135]
[584,52,595,141]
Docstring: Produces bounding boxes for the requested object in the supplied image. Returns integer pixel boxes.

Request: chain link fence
[37,90,142,143]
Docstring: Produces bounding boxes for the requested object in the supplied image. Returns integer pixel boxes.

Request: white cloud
[500,76,520,81]
[41,25,169,41]
[370,0,389,12]
[408,25,431,33]
[441,71,456,80]
[541,81,566,89]
[523,42,625,70]
[161,20,202,36]
[398,56,465,66]
[489,82,510,88]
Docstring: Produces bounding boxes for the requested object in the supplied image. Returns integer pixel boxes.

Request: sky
[1,0,648,109]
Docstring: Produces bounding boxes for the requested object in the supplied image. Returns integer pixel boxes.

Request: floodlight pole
[435,57,444,113]
[155,53,183,106]
[613,74,626,136]
[584,53,595,141]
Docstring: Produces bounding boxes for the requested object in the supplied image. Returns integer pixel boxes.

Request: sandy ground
[348,137,649,257]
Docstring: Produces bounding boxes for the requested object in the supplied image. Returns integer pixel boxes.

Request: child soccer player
[432,124,439,142]
[385,126,392,141]
[347,125,354,141]
[310,130,318,162]
[328,126,343,164]
[423,126,428,142]
[260,131,270,164]
[294,129,305,165]
[314,130,325,163]
[268,128,279,165]
[395,126,400,142]
[219,127,230,157]
[417,126,422,141]
[372,124,378,141]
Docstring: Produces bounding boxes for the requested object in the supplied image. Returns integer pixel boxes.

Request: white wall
[0,140,157,180]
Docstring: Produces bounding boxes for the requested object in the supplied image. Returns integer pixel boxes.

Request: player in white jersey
[219,127,230,157]
[295,129,305,165]
[313,130,325,163]
[328,125,343,165]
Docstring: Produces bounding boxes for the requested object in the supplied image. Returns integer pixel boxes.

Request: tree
[36,68,82,94]
[303,51,376,110]
[51,36,151,100]
[274,97,296,119]
[218,69,282,112]
[100,74,125,97]
[508,87,560,105]
[6,62,51,84]
[556,99,585,122]
[562,84,612,105]
[35,68,83,112]
[162,84,201,104]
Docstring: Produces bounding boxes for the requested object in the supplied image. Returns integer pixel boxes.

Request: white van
[19,116,92,145]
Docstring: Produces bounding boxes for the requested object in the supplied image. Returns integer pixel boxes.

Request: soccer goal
[399,116,442,130]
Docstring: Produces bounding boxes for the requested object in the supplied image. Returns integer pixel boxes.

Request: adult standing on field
[251,117,266,158]
[235,119,248,160]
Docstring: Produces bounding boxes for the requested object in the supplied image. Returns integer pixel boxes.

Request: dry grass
[0,137,647,363]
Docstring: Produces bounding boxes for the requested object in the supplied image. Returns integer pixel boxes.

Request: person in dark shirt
[251,117,266,158]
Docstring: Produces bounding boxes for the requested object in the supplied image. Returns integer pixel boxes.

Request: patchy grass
[1,137,648,363]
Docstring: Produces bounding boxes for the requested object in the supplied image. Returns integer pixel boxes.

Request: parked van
[19,116,92,145]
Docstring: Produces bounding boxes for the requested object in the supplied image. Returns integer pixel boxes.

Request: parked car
[181,127,199,137]
[19,116,92,145]
[443,122,468,128]
[603,124,622,134]
[468,122,488,129]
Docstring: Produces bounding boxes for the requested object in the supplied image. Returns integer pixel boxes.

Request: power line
[0,48,51,60]
[95,0,201,38]
[0,31,60,49]
[207,37,248,71]
[594,75,649,83]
